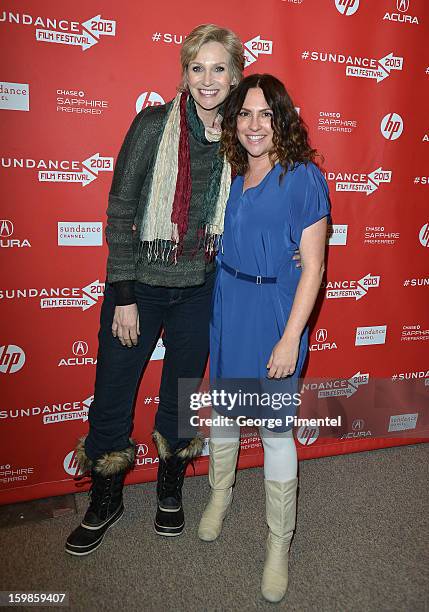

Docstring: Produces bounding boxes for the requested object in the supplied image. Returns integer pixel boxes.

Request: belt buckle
[256,275,262,285]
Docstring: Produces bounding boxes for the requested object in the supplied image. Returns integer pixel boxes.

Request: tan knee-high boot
[198,439,240,541]
[261,478,298,603]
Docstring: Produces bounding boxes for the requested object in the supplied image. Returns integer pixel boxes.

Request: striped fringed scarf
[139,91,231,262]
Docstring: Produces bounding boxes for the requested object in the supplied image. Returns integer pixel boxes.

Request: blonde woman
[65,25,245,556]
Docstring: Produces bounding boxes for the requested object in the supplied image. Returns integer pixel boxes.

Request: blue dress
[210,162,330,431]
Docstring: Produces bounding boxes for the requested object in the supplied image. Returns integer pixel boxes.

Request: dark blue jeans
[85,273,214,461]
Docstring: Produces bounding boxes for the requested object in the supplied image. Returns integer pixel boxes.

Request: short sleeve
[289,162,331,248]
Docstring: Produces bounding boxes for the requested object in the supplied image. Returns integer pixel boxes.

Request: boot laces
[160,457,188,499]
[87,474,113,513]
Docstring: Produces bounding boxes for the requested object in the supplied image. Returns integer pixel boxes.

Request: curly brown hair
[220,73,318,178]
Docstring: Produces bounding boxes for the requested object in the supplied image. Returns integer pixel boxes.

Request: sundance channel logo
[327,224,348,246]
[0,81,29,111]
[355,325,387,346]
[57,222,103,246]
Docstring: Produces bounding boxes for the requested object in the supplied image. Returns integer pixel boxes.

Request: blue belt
[220,261,277,284]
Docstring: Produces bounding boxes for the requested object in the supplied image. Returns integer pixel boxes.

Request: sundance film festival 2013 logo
[335,0,360,17]
[150,337,165,361]
[243,35,273,68]
[0,280,105,311]
[0,395,93,424]
[325,168,392,195]
[0,11,116,50]
[322,273,380,300]
[43,395,93,425]
[0,345,26,374]
[148,30,273,69]
[380,113,404,140]
[0,220,31,248]
[303,371,369,399]
[301,49,404,83]
[1,153,113,187]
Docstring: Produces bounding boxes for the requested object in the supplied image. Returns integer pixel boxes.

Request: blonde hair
[180,24,245,90]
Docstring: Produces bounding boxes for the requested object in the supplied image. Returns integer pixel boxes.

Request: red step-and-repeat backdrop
[1,0,428,505]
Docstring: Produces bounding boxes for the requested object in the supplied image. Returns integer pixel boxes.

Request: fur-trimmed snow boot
[261,478,298,603]
[153,430,203,537]
[65,438,135,556]
[198,438,240,541]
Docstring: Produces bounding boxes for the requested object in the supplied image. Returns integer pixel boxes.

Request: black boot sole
[65,504,124,556]
[153,519,185,537]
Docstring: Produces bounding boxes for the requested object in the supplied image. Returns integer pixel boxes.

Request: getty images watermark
[188,388,341,431]
[177,376,429,440]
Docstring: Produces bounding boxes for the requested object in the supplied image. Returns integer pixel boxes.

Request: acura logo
[316,328,328,343]
[0,220,13,238]
[72,341,88,356]
[137,443,149,457]
[396,0,409,12]
[352,419,365,430]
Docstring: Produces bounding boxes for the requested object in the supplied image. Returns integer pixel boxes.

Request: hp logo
[0,345,26,374]
[419,223,429,247]
[335,0,360,16]
[63,450,83,477]
[136,91,165,114]
[296,426,319,446]
[381,113,404,141]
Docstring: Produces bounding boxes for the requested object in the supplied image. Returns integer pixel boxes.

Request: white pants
[210,410,297,482]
